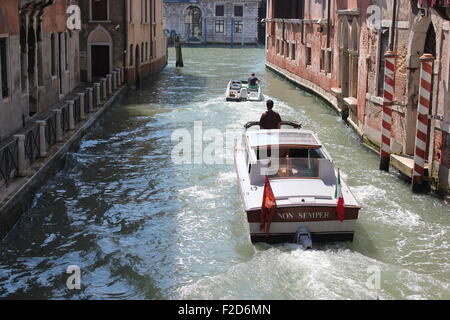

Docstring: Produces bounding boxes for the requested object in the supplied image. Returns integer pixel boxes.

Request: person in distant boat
[260,99,282,130]
[248,73,259,88]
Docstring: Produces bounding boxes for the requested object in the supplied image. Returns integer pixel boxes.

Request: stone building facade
[164,0,262,44]
[0,0,25,140]
[79,0,167,85]
[265,0,450,192]
[0,0,81,140]
[126,0,168,84]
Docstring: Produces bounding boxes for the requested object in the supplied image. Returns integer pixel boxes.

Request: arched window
[185,6,202,41]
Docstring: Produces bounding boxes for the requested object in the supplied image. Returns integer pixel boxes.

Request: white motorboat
[225,80,263,102]
[234,121,361,245]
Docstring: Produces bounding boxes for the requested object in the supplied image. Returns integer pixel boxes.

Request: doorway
[405,19,436,155]
[87,26,113,82]
[91,45,110,78]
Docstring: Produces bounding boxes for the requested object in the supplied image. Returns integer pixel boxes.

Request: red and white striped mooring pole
[380,51,396,172]
[412,53,434,193]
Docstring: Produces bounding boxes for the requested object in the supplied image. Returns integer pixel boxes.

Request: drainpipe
[389,0,397,51]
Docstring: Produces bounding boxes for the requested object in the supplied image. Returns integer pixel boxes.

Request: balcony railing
[74,97,81,123]
[0,139,18,187]
[61,104,69,132]
[24,125,40,166]
[44,113,57,147]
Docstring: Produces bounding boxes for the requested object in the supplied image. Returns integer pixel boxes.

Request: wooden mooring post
[379,51,396,172]
[175,35,184,68]
[412,54,434,193]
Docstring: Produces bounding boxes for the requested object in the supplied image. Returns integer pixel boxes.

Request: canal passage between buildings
[0,48,448,299]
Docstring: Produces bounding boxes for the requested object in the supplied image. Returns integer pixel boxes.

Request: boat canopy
[246,130,322,149]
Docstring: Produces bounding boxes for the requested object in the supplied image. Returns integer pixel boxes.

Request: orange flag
[261,176,277,237]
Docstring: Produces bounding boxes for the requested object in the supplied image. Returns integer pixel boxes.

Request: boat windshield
[230,81,241,90]
[267,157,319,178]
[254,147,324,179]
[257,147,324,159]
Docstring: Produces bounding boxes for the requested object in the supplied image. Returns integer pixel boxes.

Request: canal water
[0,48,448,299]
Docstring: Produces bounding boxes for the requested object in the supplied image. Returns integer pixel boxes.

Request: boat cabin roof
[246,129,322,149]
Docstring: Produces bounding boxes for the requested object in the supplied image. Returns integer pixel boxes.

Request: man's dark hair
[252,73,256,76]
[266,99,274,109]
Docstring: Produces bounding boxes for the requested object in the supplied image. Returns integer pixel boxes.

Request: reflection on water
[0,48,448,300]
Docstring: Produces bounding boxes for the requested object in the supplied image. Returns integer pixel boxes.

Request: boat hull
[247,206,359,244]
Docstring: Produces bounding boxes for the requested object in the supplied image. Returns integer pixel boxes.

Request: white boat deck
[235,129,361,212]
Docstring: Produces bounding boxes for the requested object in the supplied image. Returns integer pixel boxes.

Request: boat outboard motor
[239,88,248,101]
[295,226,312,249]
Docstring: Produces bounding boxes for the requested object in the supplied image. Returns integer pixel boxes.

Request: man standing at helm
[248,73,259,88]
[260,100,282,129]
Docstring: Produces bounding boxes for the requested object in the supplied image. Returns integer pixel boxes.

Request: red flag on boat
[335,169,345,222]
[261,176,277,237]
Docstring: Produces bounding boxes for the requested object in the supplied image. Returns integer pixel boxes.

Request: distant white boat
[234,121,362,245]
[225,80,263,102]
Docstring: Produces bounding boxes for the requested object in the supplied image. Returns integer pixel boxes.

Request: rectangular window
[144,0,149,23]
[152,0,155,24]
[51,33,56,76]
[326,50,333,74]
[152,0,156,37]
[291,43,296,61]
[235,21,243,33]
[378,28,390,97]
[234,5,243,17]
[65,32,69,71]
[0,37,9,99]
[274,0,304,19]
[306,46,312,66]
[129,0,134,22]
[149,0,152,24]
[276,39,279,54]
[130,45,133,66]
[91,0,108,21]
[215,5,224,17]
[286,42,290,59]
[280,41,284,56]
[320,49,325,72]
[215,20,224,33]
[58,33,63,95]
